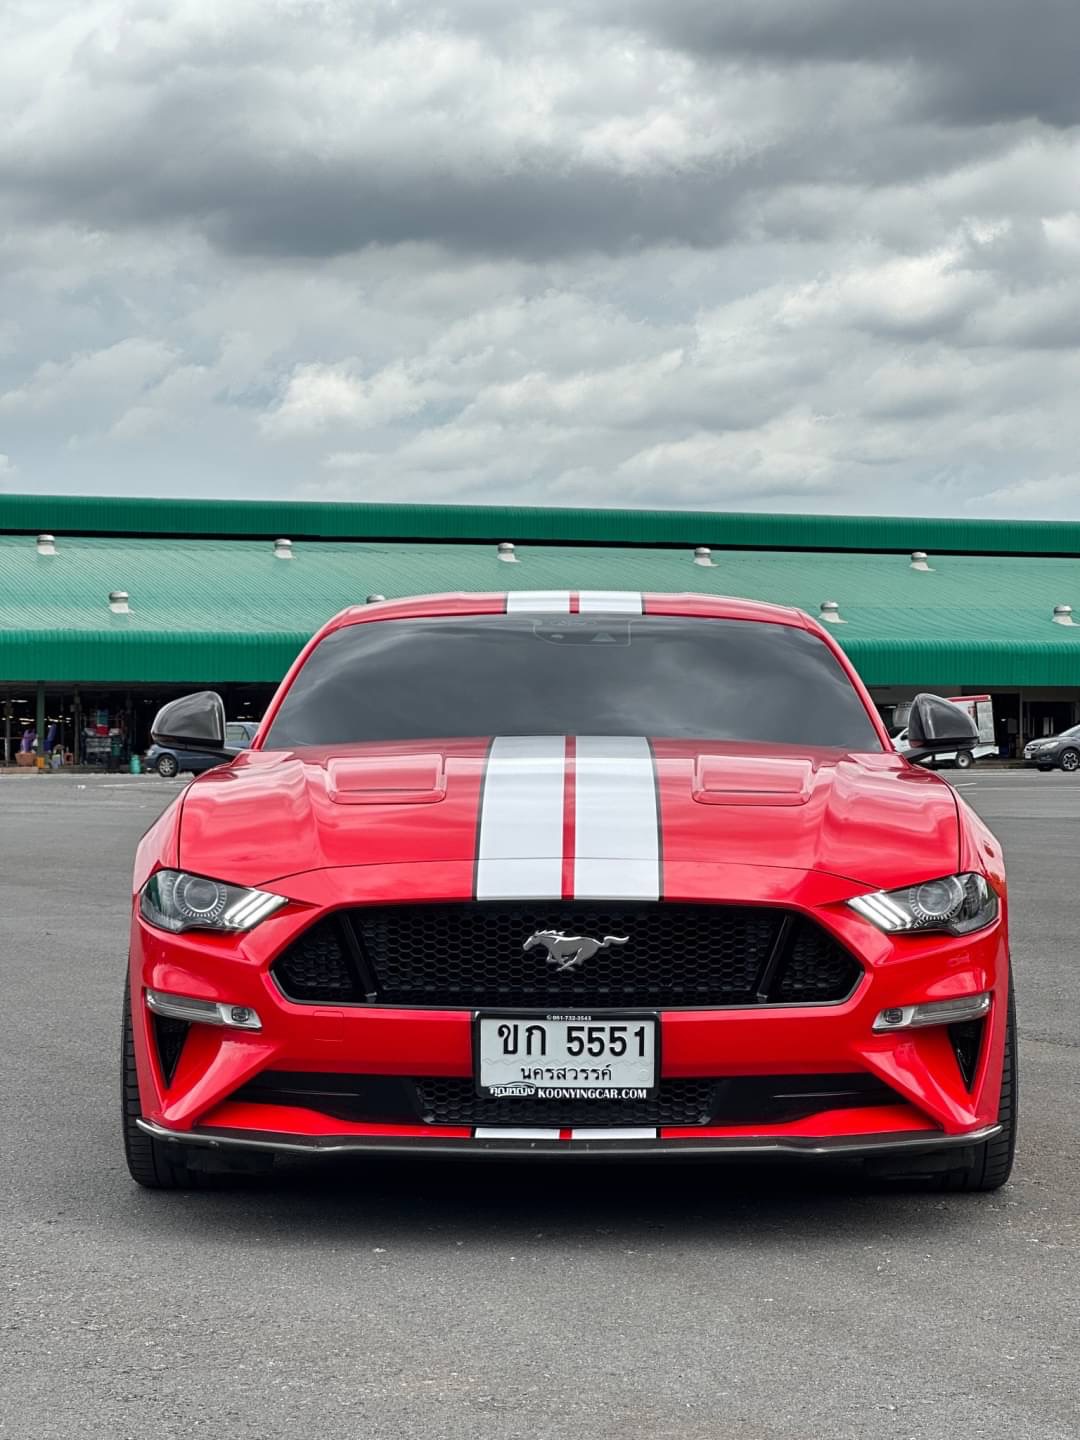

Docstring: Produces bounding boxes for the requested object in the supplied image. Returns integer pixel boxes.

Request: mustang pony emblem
[523,930,629,972]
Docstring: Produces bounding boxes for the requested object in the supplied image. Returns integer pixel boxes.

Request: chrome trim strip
[145,987,262,1031]
[474,1127,561,1140]
[137,1118,1001,1161]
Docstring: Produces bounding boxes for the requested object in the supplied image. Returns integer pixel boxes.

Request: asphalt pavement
[1,768,1078,1440]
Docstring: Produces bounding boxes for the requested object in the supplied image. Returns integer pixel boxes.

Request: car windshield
[264,614,883,751]
[1059,725,1080,739]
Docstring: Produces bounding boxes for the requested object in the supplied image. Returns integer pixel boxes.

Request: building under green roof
[3,493,1080,764]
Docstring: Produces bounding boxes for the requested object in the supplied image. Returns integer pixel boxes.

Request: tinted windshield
[265,615,882,751]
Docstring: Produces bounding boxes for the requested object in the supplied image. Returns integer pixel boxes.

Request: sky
[2,0,1080,517]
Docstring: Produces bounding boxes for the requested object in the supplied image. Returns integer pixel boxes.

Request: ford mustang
[122,591,1016,1190]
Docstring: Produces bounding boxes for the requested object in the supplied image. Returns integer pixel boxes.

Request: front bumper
[129,876,1011,1160]
[136,1117,1003,1162]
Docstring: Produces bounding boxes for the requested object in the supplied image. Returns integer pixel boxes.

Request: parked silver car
[1024,725,1080,772]
[145,719,258,777]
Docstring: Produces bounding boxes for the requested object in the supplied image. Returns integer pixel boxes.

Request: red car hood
[175,737,960,898]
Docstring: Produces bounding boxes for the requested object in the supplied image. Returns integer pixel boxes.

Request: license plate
[475,1013,657,1099]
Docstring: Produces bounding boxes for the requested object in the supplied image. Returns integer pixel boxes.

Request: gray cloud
[1,0,1079,519]
[619,0,1080,128]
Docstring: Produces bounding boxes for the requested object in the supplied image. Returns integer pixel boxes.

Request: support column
[3,691,11,767]
[35,682,46,764]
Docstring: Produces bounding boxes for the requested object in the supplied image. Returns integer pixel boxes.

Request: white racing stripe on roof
[573,736,660,900]
[475,735,566,900]
[577,591,643,614]
[505,591,572,613]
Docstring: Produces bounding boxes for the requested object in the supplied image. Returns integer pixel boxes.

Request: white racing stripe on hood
[505,591,571,613]
[475,735,566,899]
[577,591,643,614]
[573,736,660,900]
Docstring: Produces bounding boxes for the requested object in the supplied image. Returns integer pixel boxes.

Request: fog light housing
[872,992,991,1032]
[146,988,263,1031]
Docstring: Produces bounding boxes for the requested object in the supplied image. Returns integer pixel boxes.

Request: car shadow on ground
[116,1154,995,1248]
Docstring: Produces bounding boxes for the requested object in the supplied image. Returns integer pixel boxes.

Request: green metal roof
[3,532,1080,687]
[6,491,1080,557]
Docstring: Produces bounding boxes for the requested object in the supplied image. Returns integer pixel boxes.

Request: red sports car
[122,591,1016,1190]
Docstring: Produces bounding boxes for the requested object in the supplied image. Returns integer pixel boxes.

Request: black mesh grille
[152,1015,189,1086]
[949,1019,985,1090]
[417,1078,717,1127]
[272,919,358,1001]
[771,921,861,1003]
[271,902,861,1008]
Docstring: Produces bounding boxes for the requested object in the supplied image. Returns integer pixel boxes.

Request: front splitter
[137,1117,1001,1162]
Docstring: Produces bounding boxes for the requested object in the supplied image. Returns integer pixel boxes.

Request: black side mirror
[151,691,227,755]
[903,693,978,761]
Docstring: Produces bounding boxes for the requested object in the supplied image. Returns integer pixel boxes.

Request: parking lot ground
[2,769,1079,1440]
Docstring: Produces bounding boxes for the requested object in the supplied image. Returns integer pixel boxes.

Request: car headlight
[140,869,286,934]
[848,872,998,936]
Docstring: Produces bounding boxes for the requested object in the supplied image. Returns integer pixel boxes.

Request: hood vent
[693,546,716,567]
[910,551,933,571]
[36,533,57,556]
[273,537,293,560]
[819,600,845,624]
[108,590,130,615]
[497,542,519,563]
[1053,604,1076,626]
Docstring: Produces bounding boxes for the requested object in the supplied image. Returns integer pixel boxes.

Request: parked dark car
[1023,725,1080,772]
[145,720,258,777]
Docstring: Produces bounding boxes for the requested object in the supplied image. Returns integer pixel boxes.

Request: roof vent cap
[693,546,716,567]
[497,542,519,563]
[910,550,933,571]
[366,594,386,604]
[1053,604,1076,626]
[108,590,130,615]
[273,537,293,560]
[36,533,57,556]
[819,599,846,625]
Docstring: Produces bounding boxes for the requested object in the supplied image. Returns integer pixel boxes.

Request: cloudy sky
[2,0,1080,517]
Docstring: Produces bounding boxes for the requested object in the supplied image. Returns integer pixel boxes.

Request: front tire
[871,977,1017,1192]
[954,750,975,770]
[939,979,1018,1192]
[1060,748,1079,773]
[121,980,204,1190]
[156,753,179,778]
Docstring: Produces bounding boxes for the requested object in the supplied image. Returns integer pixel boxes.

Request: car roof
[323,591,813,633]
